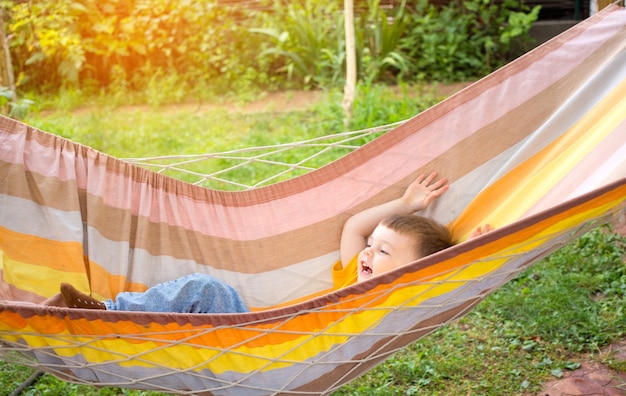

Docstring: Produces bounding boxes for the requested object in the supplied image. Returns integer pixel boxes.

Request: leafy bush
[250,0,538,87]
[402,0,540,81]
[2,0,539,96]
[250,0,344,88]
[252,0,413,88]
[355,0,413,84]
[5,0,269,96]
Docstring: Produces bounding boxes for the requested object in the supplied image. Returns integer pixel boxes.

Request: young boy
[333,172,451,287]
[61,172,453,313]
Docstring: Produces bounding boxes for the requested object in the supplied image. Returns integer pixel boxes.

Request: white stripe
[0,194,83,242]
[86,225,337,307]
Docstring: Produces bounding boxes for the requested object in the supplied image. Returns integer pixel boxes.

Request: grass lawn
[1,85,625,395]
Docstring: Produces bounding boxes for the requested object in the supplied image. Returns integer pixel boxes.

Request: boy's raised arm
[339,173,449,266]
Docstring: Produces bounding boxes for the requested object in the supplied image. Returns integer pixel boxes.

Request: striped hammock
[1,5,625,395]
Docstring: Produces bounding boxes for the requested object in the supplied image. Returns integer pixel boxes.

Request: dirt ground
[100,81,473,116]
[530,340,626,396]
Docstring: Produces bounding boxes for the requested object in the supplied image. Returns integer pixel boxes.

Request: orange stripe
[0,227,85,272]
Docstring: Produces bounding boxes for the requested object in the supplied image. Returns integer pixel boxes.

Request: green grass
[28,84,441,156]
[25,84,442,190]
[2,85,625,395]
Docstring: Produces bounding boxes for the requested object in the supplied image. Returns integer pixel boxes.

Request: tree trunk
[342,0,357,128]
[0,6,16,101]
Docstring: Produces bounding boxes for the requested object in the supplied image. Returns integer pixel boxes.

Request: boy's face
[357,224,421,283]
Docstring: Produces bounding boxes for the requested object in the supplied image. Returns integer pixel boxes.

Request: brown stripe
[0,160,83,213]
[0,270,47,302]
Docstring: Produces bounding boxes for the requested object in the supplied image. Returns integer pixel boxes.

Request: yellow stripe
[452,78,626,241]
[0,253,90,299]
[0,226,90,298]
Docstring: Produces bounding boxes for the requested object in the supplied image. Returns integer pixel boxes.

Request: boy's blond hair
[379,214,452,258]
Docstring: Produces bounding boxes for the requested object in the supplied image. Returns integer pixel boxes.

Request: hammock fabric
[1,5,626,395]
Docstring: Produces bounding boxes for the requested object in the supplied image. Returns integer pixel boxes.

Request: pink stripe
[1,129,96,188]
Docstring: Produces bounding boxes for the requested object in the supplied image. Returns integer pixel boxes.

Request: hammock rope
[124,122,402,190]
[1,4,625,395]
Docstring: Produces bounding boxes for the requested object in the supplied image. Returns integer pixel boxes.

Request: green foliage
[402,0,540,81]
[5,0,269,95]
[349,82,442,128]
[485,226,626,352]
[2,0,539,96]
[0,358,37,395]
[250,0,538,88]
[251,0,344,88]
[0,86,34,119]
[355,0,413,83]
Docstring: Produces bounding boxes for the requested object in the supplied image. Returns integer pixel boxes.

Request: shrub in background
[355,0,413,84]
[402,0,540,81]
[2,0,539,98]
[250,0,345,89]
[5,0,269,97]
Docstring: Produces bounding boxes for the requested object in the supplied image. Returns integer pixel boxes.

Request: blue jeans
[104,273,249,313]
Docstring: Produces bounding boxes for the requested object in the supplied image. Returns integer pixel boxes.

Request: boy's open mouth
[360,262,373,276]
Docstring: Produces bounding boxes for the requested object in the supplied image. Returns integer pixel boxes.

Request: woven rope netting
[124,122,402,191]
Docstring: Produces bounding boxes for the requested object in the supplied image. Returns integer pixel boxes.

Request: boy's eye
[380,249,389,255]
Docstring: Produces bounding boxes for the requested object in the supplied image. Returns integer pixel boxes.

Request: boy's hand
[401,172,449,212]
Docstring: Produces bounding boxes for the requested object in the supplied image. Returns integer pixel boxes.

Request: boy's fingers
[424,172,437,184]
[433,178,448,188]
[414,173,426,184]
